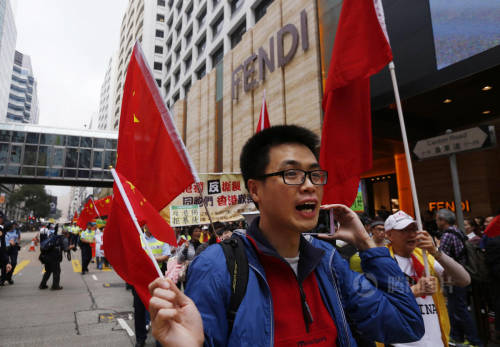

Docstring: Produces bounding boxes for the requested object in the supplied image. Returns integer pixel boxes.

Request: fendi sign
[232,9,309,100]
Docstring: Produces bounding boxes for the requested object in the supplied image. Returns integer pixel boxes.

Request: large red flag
[256,91,270,133]
[77,200,96,229]
[95,195,113,217]
[116,42,197,211]
[320,0,392,206]
[104,170,178,307]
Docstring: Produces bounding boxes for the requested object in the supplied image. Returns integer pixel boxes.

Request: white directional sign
[413,126,496,160]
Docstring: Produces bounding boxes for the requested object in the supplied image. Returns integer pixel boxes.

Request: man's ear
[247,179,261,205]
[385,230,392,241]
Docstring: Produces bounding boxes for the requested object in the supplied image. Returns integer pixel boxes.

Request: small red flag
[320,0,392,206]
[72,211,78,223]
[256,91,270,133]
[95,196,113,217]
[485,215,500,238]
[116,42,197,212]
[77,200,97,229]
[104,170,177,307]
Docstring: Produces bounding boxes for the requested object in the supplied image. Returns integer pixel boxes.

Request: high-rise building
[97,55,118,130]
[112,0,167,130]
[0,0,17,123]
[6,51,39,124]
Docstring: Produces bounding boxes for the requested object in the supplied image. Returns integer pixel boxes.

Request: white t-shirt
[284,254,300,276]
[393,254,445,347]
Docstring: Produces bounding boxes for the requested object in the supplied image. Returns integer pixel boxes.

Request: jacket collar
[246,217,325,283]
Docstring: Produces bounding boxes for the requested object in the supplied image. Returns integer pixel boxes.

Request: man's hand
[149,278,204,347]
[6,263,12,272]
[415,231,437,255]
[411,276,437,297]
[321,204,375,251]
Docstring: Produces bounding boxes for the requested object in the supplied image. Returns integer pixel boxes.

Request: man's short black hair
[240,125,319,192]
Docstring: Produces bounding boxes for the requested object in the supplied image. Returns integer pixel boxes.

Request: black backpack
[219,235,249,336]
[444,229,490,282]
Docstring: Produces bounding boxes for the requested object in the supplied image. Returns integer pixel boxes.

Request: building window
[157,14,165,22]
[175,45,181,61]
[185,29,193,46]
[231,0,244,15]
[197,35,206,56]
[197,8,207,28]
[185,3,193,17]
[213,0,221,8]
[211,15,224,38]
[184,79,192,95]
[156,79,162,87]
[155,29,164,38]
[168,0,174,8]
[174,69,180,84]
[196,63,206,80]
[155,45,164,54]
[165,58,172,72]
[211,45,223,66]
[173,92,180,103]
[184,54,192,70]
[157,0,166,6]
[154,62,163,70]
[165,81,171,94]
[176,21,182,37]
[255,0,274,23]
[166,37,172,50]
[230,20,246,48]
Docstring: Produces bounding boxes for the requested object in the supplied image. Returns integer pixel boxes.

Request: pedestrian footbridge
[0,123,117,187]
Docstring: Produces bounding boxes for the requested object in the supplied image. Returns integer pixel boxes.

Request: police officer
[69,222,80,251]
[39,227,72,290]
[133,226,170,347]
[80,222,96,274]
[4,221,21,284]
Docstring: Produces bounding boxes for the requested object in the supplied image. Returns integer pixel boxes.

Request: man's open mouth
[296,202,317,213]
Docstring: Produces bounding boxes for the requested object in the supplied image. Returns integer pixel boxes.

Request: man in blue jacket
[149,125,424,346]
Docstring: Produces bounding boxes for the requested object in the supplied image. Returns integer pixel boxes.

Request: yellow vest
[81,229,95,243]
[141,238,165,256]
[387,245,450,346]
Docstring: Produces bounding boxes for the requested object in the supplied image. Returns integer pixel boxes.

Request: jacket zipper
[249,263,274,347]
[329,249,352,347]
[299,284,314,332]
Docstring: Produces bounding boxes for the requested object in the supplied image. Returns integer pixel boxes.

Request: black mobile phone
[306,209,336,235]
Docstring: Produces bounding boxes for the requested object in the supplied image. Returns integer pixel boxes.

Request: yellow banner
[161,173,257,226]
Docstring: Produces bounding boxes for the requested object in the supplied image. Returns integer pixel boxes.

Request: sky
[13,0,129,129]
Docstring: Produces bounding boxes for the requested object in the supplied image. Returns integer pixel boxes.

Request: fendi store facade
[171,0,323,174]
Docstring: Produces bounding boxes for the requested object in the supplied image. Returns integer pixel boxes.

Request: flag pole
[111,168,164,279]
[388,61,429,276]
[89,196,101,219]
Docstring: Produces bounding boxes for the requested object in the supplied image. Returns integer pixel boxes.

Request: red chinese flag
[104,170,177,307]
[77,200,98,229]
[72,211,78,223]
[485,215,500,238]
[95,196,113,217]
[256,91,270,133]
[116,42,197,211]
[320,0,392,206]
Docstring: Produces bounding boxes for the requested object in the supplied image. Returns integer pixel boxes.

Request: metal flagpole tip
[108,166,114,169]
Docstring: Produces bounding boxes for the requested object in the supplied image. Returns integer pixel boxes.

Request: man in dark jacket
[0,212,12,286]
[148,125,424,346]
[39,227,72,290]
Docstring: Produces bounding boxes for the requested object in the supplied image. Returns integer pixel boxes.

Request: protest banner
[162,173,257,226]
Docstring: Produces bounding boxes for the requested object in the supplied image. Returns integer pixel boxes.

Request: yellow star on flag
[126,181,136,192]
[133,114,140,123]
[133,90,135,96]
[105,198,111,204]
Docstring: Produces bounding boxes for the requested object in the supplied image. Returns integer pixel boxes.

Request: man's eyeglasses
[257,169,328,186]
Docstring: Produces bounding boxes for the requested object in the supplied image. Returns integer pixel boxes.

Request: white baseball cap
[384,211,416,231]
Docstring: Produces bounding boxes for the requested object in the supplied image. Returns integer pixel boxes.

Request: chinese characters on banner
[162,173,257,226]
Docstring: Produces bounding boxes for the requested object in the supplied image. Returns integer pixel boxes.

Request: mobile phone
[305,209,336,235]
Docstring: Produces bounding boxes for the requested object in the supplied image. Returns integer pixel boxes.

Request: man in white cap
[385,210,471,347]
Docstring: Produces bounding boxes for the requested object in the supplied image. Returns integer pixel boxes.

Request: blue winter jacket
[185,221,424,346]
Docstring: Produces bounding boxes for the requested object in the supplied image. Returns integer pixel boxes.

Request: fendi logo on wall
[232,9,309,100]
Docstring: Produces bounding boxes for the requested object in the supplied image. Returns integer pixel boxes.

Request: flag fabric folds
[116,42,198,211]
[95,195,113,217]
[320,0,392,206]
[104,170,177,307]
[256,91,270,133]
[77,200,96,229]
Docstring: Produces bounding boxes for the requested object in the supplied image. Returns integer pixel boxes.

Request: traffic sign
[413,125,496,160]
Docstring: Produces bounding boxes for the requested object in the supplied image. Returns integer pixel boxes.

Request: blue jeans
[446,285,482,345]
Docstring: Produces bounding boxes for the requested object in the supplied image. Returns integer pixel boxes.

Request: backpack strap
[219,235,249,336]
